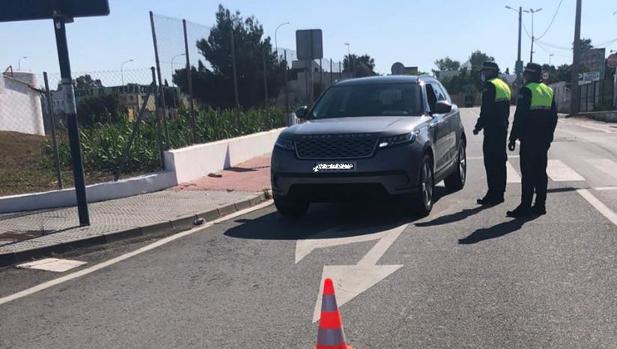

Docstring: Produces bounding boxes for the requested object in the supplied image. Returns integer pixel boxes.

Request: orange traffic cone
[315,278,352,349]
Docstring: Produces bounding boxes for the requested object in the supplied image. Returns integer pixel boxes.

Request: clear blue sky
[1,0,615,83]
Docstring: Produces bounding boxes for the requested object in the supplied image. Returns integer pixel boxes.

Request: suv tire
[411,154,434,217]
[444,140,466,192]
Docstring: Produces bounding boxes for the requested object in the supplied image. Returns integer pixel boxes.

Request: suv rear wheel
[411,154,434,217]
[273,194,309,218]
[444,140,466,192]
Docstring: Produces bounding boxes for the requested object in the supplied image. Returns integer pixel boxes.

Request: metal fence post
[263,47,268,106]
[230,26,240,107]
[182,18,197,144]
[151,67,165,170]
[284,51,289,111]
[149,11,169,144]
[43,72,63,189]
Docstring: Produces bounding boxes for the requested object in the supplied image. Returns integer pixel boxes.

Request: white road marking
[506,161,522,183]
[311,224,406,322]
[467,155,519,161]
[547,160,585,182]
[565,121,615,134]
[0,200,274,307]
[17,258,86,273]
[577,189,617,227]
[296,226,393,264]
[594,187,617,191]
[587,159,617,181]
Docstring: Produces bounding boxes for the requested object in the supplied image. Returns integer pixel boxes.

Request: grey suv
[271,76,466,218]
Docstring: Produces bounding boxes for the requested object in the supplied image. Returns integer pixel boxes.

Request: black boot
[532,203,546,216]
[507,205,532,218]
[477,194,504,206]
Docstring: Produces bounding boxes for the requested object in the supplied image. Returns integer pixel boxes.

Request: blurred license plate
[312,162,356,173]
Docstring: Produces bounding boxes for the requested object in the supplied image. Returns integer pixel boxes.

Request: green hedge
[47,107,285,175]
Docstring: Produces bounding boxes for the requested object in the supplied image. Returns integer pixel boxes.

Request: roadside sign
[296,29,323,60]
[0,0,110,22]
[579,48,606,83]
[608,53,617,69]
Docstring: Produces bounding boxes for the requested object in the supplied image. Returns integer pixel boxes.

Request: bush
[46,107,285,176]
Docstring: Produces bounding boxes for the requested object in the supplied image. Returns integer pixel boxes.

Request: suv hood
[282,116,430,137]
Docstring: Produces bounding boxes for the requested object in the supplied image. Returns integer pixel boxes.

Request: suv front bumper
[271,142,425,201]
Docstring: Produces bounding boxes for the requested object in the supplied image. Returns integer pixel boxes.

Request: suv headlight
[378,132,417,148]
[274,137,295,151]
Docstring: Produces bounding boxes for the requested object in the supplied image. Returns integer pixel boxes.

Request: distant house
[0,71,44,136]
[51,83,156,121]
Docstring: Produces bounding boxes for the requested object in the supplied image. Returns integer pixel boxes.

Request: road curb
[0,192,271,268]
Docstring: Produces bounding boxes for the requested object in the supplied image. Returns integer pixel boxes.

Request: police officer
[473,61,512,206]
[507,63,558,218]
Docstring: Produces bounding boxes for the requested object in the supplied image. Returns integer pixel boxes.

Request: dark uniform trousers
[520,140,550,207]
[483,128,507,198]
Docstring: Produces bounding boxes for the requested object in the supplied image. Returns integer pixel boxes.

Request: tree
[173,5,286,108]
[74,74,103,90]
[434,57,460,72]
[343,54,377,77]
[580,38,594,52]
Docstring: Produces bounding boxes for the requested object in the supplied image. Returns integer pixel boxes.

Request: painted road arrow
[294,224,407,322]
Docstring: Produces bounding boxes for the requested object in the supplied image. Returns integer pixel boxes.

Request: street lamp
[17,56,27,71]
[170,53,186,86]
[120,59,134,86]
[345,42,353,76]
[274,21,290,59]
[523,7,543,63]
[549,53,554,65]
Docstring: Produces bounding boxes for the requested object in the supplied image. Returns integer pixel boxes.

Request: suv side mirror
[294,106,309,120]
[433,100,453,114]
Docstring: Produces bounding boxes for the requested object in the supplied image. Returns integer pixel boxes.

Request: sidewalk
[0,156,273,267]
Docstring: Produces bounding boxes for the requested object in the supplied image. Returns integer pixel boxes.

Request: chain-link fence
[149,12,345,127]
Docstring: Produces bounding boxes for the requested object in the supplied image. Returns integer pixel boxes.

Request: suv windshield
[311,83,423,119]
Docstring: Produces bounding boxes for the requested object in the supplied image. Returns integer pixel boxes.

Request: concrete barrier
[164,128,283,184]
[0,172,178,213]
[582,111,617,123]
[0,128,284,213]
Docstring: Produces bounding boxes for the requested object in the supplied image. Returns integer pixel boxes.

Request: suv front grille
[294,134,378,160]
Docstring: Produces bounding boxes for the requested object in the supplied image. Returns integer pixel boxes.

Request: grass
[0,131,144,196]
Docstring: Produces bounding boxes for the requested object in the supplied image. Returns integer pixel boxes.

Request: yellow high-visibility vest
[488,78,512,103]
[526,82,554,110]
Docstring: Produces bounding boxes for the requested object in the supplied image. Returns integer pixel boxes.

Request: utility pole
[525,8,543,63]
[570,0,582,116]
[506,5,524,94]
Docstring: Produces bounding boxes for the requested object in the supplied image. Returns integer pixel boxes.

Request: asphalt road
[2,108,617,348]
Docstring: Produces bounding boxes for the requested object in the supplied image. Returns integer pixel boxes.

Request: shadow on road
[415,204,489,227]
[225,186,451,241]
[458,216,538,245]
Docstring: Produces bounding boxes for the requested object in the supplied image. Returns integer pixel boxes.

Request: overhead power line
[536,40,571,51]
[536,0,565,40]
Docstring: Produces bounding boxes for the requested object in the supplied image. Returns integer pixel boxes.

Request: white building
[0,72,45,136]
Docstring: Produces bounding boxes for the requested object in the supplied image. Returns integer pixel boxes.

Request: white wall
[165,128,283,184]
[0,171,177,213]
[0,73,45,136]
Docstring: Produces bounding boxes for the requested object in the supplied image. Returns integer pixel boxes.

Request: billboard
[579,48,606,84]
[0,0,109,22]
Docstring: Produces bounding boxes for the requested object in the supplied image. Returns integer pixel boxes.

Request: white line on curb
[0,200,274,306]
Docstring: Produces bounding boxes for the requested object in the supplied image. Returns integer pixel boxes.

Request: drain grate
[0,230,52,244]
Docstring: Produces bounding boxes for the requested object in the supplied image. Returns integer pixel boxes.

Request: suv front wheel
[411,154,434,217]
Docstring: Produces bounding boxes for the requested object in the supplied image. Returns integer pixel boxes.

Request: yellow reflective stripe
[526,82,553,109]
[489,78,512,102]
